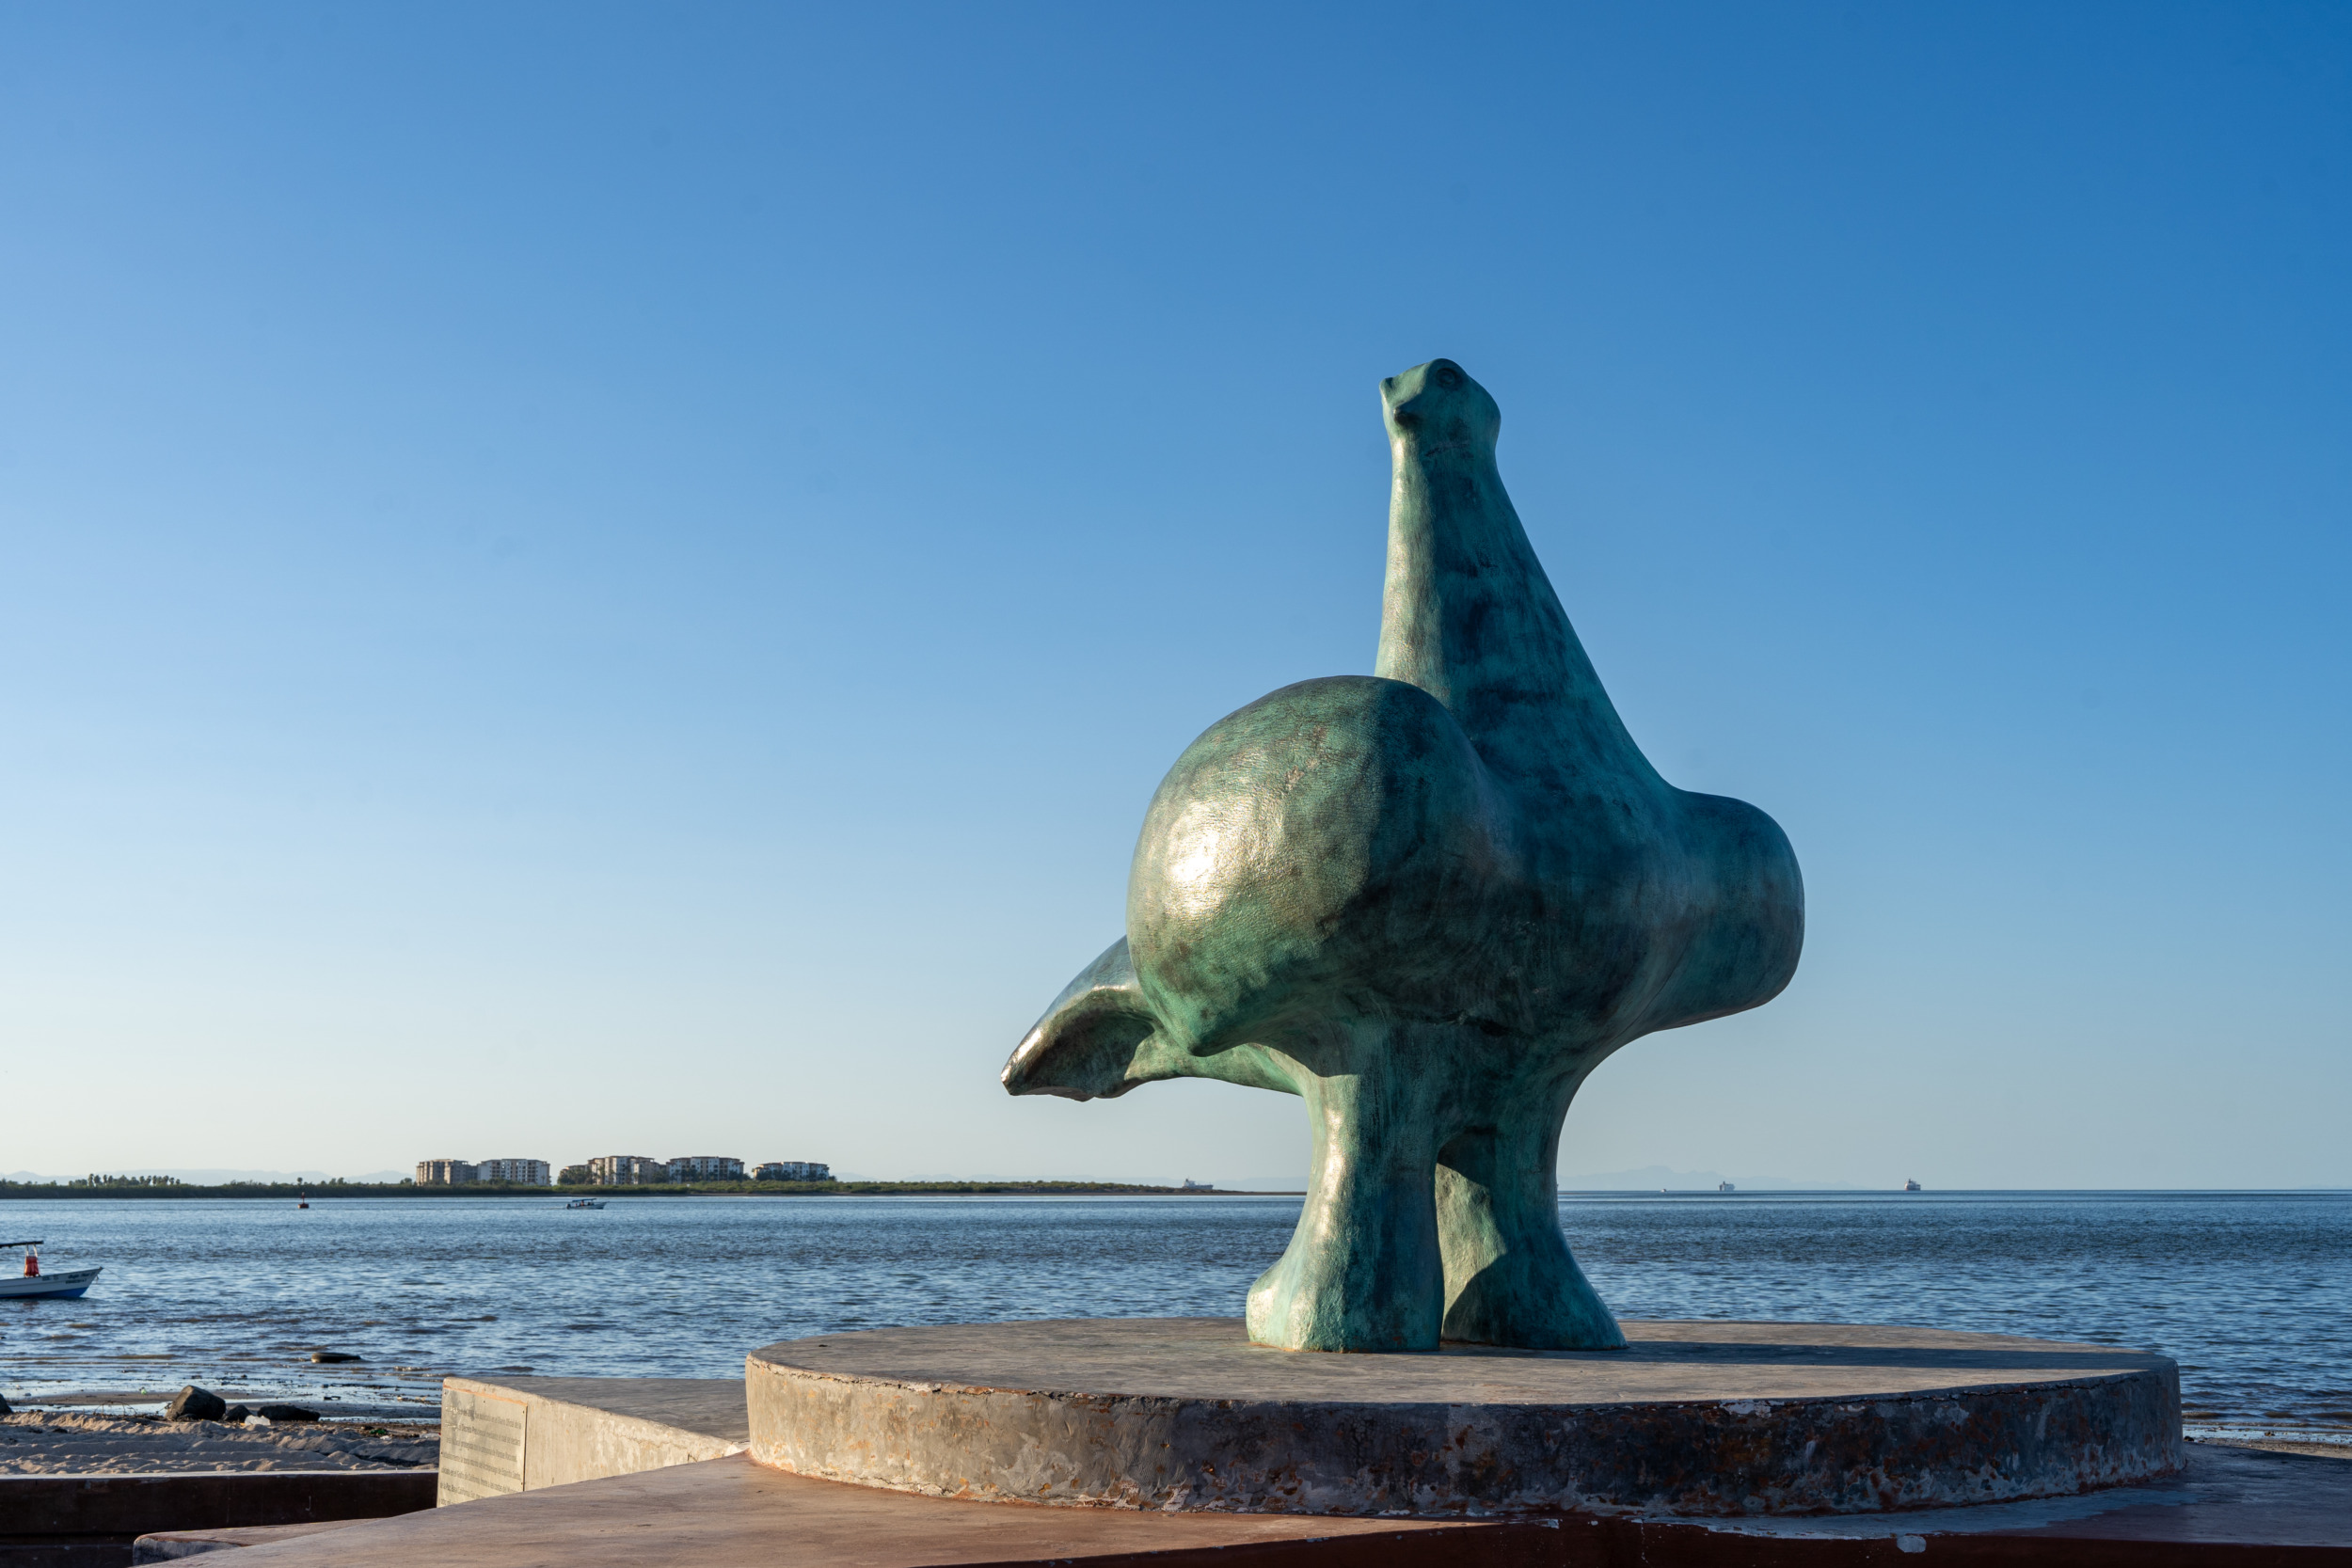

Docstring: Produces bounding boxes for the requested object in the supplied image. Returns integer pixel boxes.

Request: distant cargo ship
[1905,1179,1923,1192]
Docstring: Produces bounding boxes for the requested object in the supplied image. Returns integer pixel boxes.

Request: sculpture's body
[1003,360,1803,1352]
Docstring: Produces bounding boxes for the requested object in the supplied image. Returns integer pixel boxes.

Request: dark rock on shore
[255,1403,320,1423]
[0,1393,13,1415]
[166,1386,227,1421]
[221,1404,251,1424]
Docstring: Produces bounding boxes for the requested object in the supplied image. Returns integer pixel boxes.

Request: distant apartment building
[478,1159,552,1186]
[416,1159,479,1185]
[577,1153,817,1184]
[589,1154,666,1185]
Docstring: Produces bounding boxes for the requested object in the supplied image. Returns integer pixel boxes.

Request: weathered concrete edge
[132,1518,377,1563]
[745,1354,2183,1518]
[437,1377,745,1506]
[442,1377,750,1469]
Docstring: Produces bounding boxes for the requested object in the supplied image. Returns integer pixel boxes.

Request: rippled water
[1,1192,2343,1436]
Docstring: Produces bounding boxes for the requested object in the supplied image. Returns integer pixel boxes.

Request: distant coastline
[0,1179,1287,1200]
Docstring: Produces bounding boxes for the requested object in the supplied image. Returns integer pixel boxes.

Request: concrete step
[149,1445,2352,1567]
[435,1377,743,1505]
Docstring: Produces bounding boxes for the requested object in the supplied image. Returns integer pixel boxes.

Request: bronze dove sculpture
[1003,358,1804,1352]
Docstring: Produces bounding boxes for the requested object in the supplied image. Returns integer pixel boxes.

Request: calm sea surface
[1,1192,2344,1438]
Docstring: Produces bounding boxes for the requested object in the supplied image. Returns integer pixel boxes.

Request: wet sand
[2196,1435,2352,1461]
[0,1411,437,1474]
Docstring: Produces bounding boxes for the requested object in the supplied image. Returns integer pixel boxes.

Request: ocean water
[0,1191,2344,1438]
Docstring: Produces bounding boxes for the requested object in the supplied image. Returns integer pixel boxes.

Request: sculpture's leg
[1435,1083,1625,1350]
[1246,1046,1443,1352]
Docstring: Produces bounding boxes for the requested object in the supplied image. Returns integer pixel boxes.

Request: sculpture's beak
[1381,365,1433,433]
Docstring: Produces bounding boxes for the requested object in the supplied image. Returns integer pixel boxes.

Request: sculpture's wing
[1001,940,1160,1101]
[1001,938,1299,1101]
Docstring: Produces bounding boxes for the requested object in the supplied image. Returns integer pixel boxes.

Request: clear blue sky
[3,4,2344,1188]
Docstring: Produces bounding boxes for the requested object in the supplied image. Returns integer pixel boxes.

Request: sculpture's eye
[1433,365,1463,389]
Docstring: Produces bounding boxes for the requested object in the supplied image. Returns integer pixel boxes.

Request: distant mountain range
[1170,1169,1871,1193]
[1557,1165,1867,1191]
[870,1167,1869,1192]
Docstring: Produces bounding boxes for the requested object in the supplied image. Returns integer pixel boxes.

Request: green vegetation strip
[0,1179,1244,1199]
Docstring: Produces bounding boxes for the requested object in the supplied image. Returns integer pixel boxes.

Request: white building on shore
[416,1158,551,1185]
[571,1154,827,1184]
[754,1161,832,1181]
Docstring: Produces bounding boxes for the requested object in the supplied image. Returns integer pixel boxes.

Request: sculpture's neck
[1374,436,1654,793]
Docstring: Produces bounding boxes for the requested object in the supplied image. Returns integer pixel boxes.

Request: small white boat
[1,1241,101,1300]
[564,1197,607,1210]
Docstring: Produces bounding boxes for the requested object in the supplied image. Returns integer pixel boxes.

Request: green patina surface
[1004,360,1803,1353]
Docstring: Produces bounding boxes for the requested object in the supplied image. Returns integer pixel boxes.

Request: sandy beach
[0,1412,437,1475]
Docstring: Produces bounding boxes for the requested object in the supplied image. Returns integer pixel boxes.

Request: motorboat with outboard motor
[564,1197,607,1210]
[0,1241,102,1300]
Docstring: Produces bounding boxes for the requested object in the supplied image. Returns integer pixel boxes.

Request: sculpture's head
[1380,358,1500,459]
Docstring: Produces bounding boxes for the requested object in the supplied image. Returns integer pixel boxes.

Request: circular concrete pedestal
[746,1318,2180,1517]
